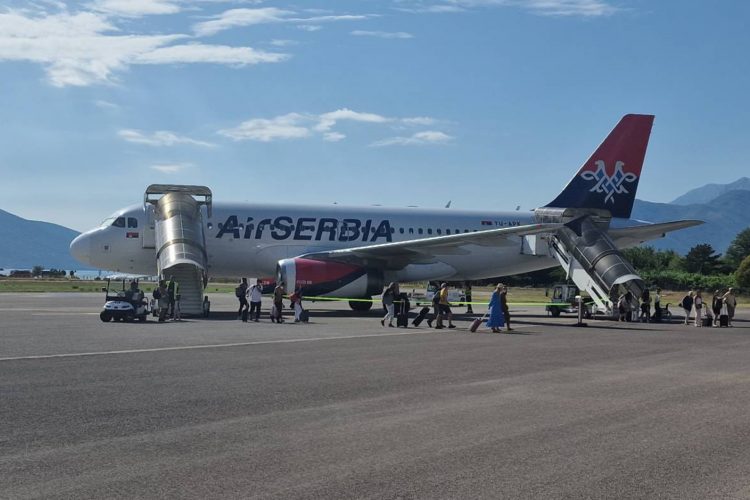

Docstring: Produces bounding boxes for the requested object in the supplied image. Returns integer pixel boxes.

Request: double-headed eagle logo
[580,160,637,204]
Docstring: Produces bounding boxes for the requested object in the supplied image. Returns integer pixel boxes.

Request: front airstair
[545,214,645,315]
[145,185,212,316]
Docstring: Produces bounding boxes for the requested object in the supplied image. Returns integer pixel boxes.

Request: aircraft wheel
[125,312,135,323]
[550,308,561,318]
[349,299,373,312]
[138,315,147,322]
[100,311,112,322]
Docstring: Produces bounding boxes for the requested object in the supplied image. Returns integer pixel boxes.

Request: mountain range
[0,209,81,271]
[1,180,749,269]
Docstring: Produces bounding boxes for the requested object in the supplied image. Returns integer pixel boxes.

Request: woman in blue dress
[486,284,506,333]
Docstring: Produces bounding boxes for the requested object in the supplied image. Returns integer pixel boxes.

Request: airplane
[70,114,702,315]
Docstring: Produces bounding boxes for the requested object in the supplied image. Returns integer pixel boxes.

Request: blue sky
[1,0,748,232]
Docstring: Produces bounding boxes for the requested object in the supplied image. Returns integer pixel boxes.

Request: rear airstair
[547,215,645,315]
[145,185,212,316]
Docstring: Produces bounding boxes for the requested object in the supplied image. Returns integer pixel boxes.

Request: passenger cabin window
[427,229,433,235]
[436,229,442,235]
[127,217,138,228]
[418,228,423,235]
[399,228,404,234]
[113,217,125,228]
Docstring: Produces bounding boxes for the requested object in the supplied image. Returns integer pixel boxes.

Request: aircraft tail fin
[544,114,654,219]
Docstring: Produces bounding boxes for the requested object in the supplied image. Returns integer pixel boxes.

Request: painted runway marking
[0,330,439,362]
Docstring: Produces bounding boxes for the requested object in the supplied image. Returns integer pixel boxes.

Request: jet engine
[276,258,384,301]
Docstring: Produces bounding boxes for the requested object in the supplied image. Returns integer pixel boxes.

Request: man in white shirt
[248,279,263,322]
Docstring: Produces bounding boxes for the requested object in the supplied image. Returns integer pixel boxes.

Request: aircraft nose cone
[70,233,91,266]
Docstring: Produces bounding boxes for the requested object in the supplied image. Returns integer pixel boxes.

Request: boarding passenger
[236,278,249,320]
[653,288,662,322]
[500,285,512,331]
[167,276,178,319]
[381,282,398,328]
[712,290,723,326]
[640,289,651,323]
[438,282,456,329]
[723,288,737,326]
[155,280,169,322]
[248,279,263,322]
[485,284,505,333]
[427,284,440,328]
[681,291,694,325]
[272,282,285,323]
[290,287,304,322]
[693,290,704,327]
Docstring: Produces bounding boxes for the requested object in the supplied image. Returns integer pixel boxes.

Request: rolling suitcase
[470,312,489,333]
[397,313,408,327]
[299,309,309,323]
[241,309,249,322]
[702,316,712,327]
[412,307,430,326]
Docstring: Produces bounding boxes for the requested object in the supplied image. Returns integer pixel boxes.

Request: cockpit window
[112,217,126,228]
[100,217,115,227]
[127,217,138,228]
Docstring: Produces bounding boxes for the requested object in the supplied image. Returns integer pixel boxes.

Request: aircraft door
[142,204,156,249]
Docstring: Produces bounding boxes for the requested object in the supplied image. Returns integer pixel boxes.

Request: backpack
[235,286,243,298]
[432,292,441,306]
[153,288,161,300]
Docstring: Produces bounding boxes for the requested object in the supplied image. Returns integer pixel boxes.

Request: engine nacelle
[276,258,384,298]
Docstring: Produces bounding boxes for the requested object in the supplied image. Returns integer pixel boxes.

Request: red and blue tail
[544,114,654,219]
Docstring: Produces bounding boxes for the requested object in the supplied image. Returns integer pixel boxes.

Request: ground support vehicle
[545,284,593,318]
[100,276,150,322]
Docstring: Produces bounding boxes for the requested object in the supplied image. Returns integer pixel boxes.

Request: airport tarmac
[2,293,750,499]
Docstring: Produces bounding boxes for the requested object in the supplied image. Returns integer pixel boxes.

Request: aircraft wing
[299,223,562,270]
[608,220,704,248]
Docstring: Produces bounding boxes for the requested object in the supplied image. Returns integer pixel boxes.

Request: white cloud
[371,130,454,147]
[315,108,390,132]
[119,129,216,147]
[298,25,322,32]
[193,7,293,36]
[89,0,182,17]
[193,7,369,36]
[401,116,437,126]
[220,109,444,144]
[323,132,346,142]
[150,163,192,173]
[350,30,414,39]
[219,113,312,142]
[0,10,289,87]
[135,43,288,65]
[269,39,298,47]
[396,0,618,16]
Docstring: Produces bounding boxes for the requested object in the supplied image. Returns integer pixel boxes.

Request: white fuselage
[71,201,560,281]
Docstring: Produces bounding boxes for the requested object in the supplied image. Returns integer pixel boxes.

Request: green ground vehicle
[545,284,592,318]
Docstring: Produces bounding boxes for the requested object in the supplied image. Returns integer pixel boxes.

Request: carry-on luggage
[397,313,408,327]
[702,316,712,327]
[396,293,410,328]
[719,315,729,327]
[470,311,489,333]
[242,309,249,322]
[412,306,430,326]
[299,309,309,323]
